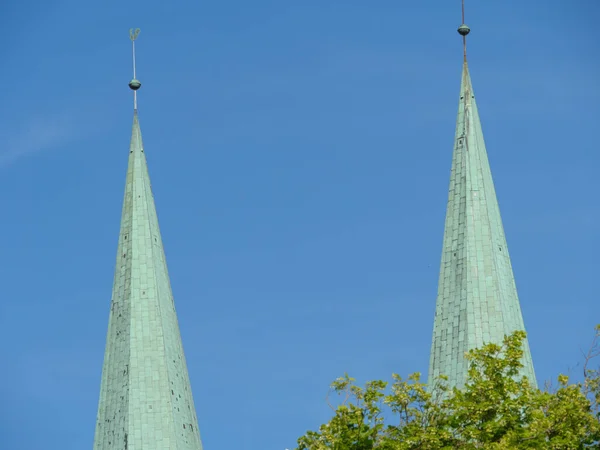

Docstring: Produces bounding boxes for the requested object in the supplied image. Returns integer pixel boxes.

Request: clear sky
[0,0,598,449]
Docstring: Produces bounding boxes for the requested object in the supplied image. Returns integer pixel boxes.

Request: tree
[296,328,600,449]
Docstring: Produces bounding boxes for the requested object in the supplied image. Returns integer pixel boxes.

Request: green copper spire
[427,14,536,390]
[93,30,204,450]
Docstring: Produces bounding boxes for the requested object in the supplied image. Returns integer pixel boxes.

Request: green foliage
[296,328,600,450]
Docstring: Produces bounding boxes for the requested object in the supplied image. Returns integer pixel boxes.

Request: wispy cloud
[0,113,78,168]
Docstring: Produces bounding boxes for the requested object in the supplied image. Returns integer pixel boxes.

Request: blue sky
[0,0,598,448]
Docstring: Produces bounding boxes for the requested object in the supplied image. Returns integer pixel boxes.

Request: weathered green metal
[427,61,536,389]
[93,112,203,449]
[128,79,141,90]
[457,24,470,36]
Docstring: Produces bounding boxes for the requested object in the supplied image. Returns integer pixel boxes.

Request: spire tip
[458,0,468,62]
[129,28,141,110]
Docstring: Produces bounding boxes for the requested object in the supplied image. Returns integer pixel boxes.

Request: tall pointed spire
[93,30,204,449]
[427,5,536,390]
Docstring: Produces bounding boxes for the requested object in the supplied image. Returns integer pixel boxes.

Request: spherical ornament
[458,24,471,36]
[129,79,142,90]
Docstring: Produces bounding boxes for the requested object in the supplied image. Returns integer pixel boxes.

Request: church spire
[93,30,204,449]
[427,5,536,390]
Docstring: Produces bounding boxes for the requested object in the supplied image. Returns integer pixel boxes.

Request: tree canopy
[295,327,600,449]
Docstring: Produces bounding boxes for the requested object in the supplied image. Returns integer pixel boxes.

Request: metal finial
[129,28,140,41]
[457,0,469,62]
[129,28,141,110]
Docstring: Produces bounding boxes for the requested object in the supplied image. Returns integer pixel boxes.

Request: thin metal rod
[462,0,467,62]
[129,28,141,111]
[132,40,137,110]
[132,40,137,79]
